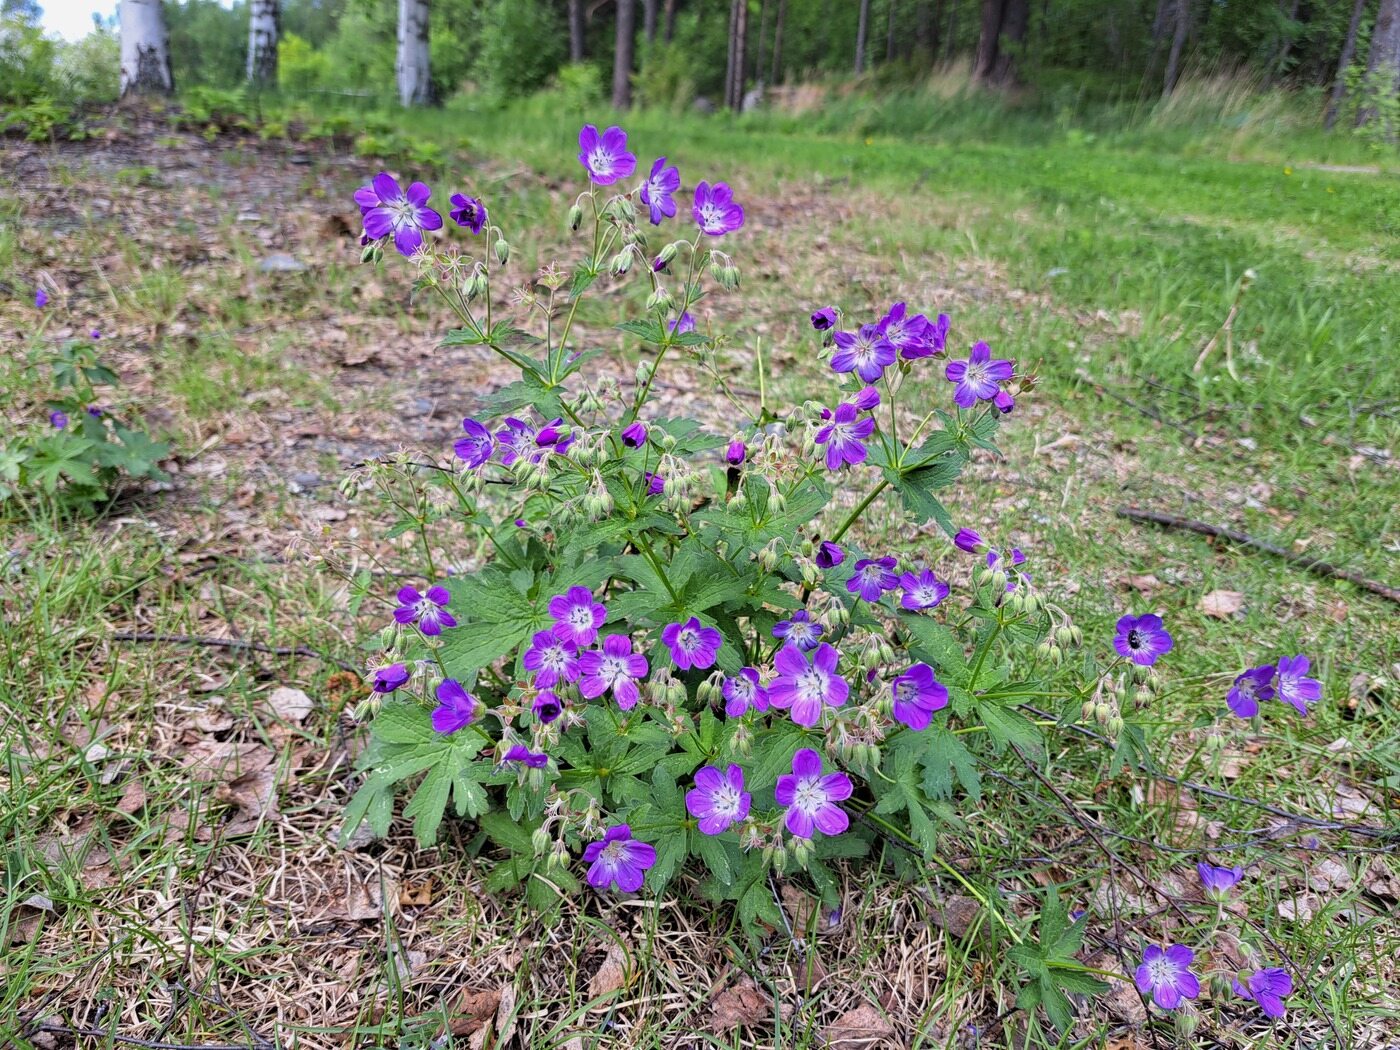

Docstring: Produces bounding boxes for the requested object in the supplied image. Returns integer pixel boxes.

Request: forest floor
[2,106,1399,1049]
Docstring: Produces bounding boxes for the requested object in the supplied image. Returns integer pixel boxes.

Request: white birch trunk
[119,0,173,98]
[397,0,432,107]
[247,0,280,86]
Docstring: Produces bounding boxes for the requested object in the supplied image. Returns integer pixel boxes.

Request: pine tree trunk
[770,0,786,82]
[613,0,636,109]
[855,0,871,73]
[569,0,585,61]
[1325,0,1365,129]
[990,0,1026,83]
[397,0,431,106]
[733,0,749,104]
[643,0,658,44]
[119,0,173,97]
[888,0,901,61]
[974,0,1004,80]
[664,0,678,42]
[725,0,740,109]
[1163,0,1189,95]
[247,0,279,87]
[755,0,769,82]
[1357,0,1400,131]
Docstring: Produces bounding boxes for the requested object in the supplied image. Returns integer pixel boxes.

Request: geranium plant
[340,125,1312,1030]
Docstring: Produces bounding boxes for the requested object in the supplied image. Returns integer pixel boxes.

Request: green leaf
[918,726,981,802]
[371,701,436,744]
[403,765,452,845]
[898,613,969,681]
[616,318,663,342]
[975,701,1044,757]
[479,810,537,854]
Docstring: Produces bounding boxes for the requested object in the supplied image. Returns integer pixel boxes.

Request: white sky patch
[40,0,118,41]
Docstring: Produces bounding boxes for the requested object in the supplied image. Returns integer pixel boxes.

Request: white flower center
[568,606,594,629]
[600,840,627,863]
[711,785,743,818]
[602,655,628,683]
[795,667,827,704]
[895,680,918,704]
[588,147,616,177]
[699,202,723,228]
[963,361,989,386]
[678,628,699,650]
[793,776,825,813]
[1146,956,1177,986]
[389,198,418,227]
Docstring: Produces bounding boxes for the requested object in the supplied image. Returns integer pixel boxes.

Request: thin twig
[28,1024,266,1050]
[1116,505,1400,605]
[109,631,359,673]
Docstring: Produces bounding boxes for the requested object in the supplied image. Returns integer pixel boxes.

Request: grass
[2,83,1399,1049]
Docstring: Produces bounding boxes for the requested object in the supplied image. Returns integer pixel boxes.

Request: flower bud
[1055,626,1074,649]
[1094,702,1111,725]
[611,250,632,275]
[549,838,570,870]
[772,845,788,872]
[1134,687,1152,709]
[1173,1005,1199,1041]
[615,198,636,223]
[1036,641,1053,661]
[832,603,851,626]
[531,826,551,857]
[1081,699,1096,721]
[976,568,994,587]
[1069,625,1083,647]
[494,239,510,265]
[658,241,680,265]
[1131,663,1153,684]
[1107,715,1124,737]
[647,285,673,311]
[991,570,1009,594]
[567,203,584,231]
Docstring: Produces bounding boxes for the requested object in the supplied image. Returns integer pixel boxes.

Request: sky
[39,0,117,41]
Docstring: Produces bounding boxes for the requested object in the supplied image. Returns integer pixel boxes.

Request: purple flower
[90,330,101,339]
[773,609,823,651]
[900,569,949,610]
[644,471,665,496]
[852,385,881,410]
[944,341,1014,408]
[393,584,457,636]
[49,410,69,429]
[775,748,853,838]
[891,663,949,730]
[35,287,48,309]
[454,417,494,467]
[668,312,695,335]
[1227,665,1276,718]
[1232,968,1292,1020]
[578,634,649,710]
[640,156,680,225]
[769,643,848,727]
[1275,654,1321,715]
[370,662,410,694]
[685,764,751,834]
[811,307,837,331]
[353,172,443,257]
[577,124,636,186]
[693,180,744,236]
[725,439,746,465]
[85,406,101,418]
[535,416,567,447]
[622,421,648,448]
[815,401,876,471]
[522,630,580,688]
[722,668,770,717]
[1113,614,1173,666]
[993,389,1016,414]
[848,556,899,602]
[494,417,538,467]
[902,312,949,359]
[1197,861,1244,901]
[532,690,563,723]
[548,586,607,647]
[503,744,549,769]
[448,193,487,234]
[877,302,930,355]
[815,542,844,569]
[1134,944,1200,1011]
[584,823,656,892]
[830,324,897,383]
[954,528,985,553]
[431,679,477,734]
[662,616,723,671]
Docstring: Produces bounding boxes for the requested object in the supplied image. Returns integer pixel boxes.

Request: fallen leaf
[447,988,501,1037]
[399,879,433,907]
[264,686,314,723]
[822,1003,895,1048]
[214,765,280,835]
[928,894,983,939]
[181,740,274,782]
[780,883,819,931]
[710,978,772,1032]
[469,982,517,1050]
[115,777,147,815]
[587,943,629,999]
[1198,589,1245,619]
[1278,895,1314,922]
[1310,858,1352,891]
[1123,573,1163,596]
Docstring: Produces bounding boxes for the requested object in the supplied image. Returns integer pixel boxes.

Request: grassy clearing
[2,97,1398,1049]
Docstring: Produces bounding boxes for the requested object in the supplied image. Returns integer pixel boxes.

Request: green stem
[830,478,890,544]
[634,532,681,604]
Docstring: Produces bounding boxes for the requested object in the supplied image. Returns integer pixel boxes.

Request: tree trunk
[733,0,749,105]
[1163,0,1189,95]
[755,0,768,82]
[1357,0,1400,130]
[974,0,1004,79]
[642,0,658,43]
[569,0,585,61]
[990,0,1026,83]
[613,0,635,109]
[725,0,740,108]
[664,0,678,42]
[770,0,786,81]
[1325,0,1365,129]
[119,0,173,97]
[1270,0,1301,79]
[887,0,898,62]
[855,0,870,73]
[247,0,279,87]
[396,0,431,106]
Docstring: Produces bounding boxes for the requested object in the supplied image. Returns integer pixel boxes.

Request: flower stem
[830,478,890,544]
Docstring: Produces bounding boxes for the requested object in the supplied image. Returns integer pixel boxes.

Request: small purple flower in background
[693,180,744,236]
[945,341,1015,408]
[448,193,487,234]
[773,609,823,651]
[85,406,102,418]
[354,172,443,257]
[668,312,695,335]
[1275,654,1321,715]
[503,744,549,769]
[815,542,844,569]
[578,634,650,710]
[769,643,848,727]
[903,312,950,359]
[1113,614,1173,666]
[726,439,746,465]
[686,764,751,834]
[723,668,769,717]
[815,400,876,471]
[1197,861,1244,901]
[622,421,648,448]
[35,287,48,308]
[394,584,457,636]
[1232,968,1292,1020]
[370,662,410,694]
[535,416,568,447]
[584,824,656,892]
[522,630,580,688]
[986,547,1028,591]
[577,124,636,186]
[1226,665,1275,718]
[775,748,853,838]
[640,156,680,225]
[954,528,985,553]
[494,417,538,467]
[454,417,494,467]
[1134,944,1200,1011]
[532,690,563,724]
[877,302,930,355]
[831,324,897,383]
[652,254,669,273]
[549,586,607,647]
[848,556,899,602]
[891,663,949,730]
[662,616,723,671]
[90,329,101,339]
[993,389,1016,414]
[431,679,477,734]
[811,306,838,331]
[644,471,665,496]
[852,385,881,410]
[900,569,949,610]
[49,410,69,429]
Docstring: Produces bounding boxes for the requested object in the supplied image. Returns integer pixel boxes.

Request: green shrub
[279,32,332,94]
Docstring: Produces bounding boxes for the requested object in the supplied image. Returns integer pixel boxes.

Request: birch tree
[397,0,431,107]
[247,0,279,87]
[119,0,173,97]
